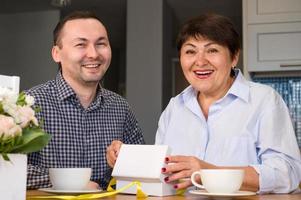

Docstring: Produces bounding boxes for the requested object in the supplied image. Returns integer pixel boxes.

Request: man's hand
[106,140,123,168]
[85,181,101,190]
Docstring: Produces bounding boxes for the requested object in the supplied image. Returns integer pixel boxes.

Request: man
[26,11,144,189]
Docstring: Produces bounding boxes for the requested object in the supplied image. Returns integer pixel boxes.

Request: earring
[230,66,236,77]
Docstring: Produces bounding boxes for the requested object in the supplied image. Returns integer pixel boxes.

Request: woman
[155,13,301,193]
[107,13,301,193]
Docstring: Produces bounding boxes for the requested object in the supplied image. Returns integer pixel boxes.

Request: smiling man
[26,11,144,190]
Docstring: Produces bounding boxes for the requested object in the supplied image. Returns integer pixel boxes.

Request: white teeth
[82,64,100,68]
[195,71,212,75]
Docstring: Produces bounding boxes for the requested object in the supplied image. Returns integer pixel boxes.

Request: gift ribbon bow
[27,178,148,200]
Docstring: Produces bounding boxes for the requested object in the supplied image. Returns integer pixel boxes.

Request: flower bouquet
[0,86,50,200]
[0,86,51,161]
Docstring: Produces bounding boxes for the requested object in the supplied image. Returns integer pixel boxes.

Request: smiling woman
[177,13,240,118]
[155,13,301,194]
[179,37,237,117]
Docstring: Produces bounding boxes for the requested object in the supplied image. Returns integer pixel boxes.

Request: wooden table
[27,190,301,200]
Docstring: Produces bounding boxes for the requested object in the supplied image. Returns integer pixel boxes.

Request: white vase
[0,154,27,200]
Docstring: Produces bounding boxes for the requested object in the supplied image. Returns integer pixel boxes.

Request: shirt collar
[56,72,76,101]
[227,69,250,103]
[55,72,103,106]
[181,69,250,104]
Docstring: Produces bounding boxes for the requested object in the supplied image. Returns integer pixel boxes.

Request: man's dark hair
[53,10,102,47]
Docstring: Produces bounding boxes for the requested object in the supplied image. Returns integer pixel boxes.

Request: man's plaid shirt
[26,72,145,189]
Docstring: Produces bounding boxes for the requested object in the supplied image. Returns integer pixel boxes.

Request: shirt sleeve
[155,110,167,145]
[122,105,145,145]
[251,92,301,193]
[155,98,175,145]
[27,153,51,189]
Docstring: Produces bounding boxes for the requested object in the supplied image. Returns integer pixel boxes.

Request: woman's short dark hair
[176,13,241,60]
[53,10,102,47]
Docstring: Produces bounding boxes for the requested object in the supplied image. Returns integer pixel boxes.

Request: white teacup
[49,168,92,190]
[191,169,244,194]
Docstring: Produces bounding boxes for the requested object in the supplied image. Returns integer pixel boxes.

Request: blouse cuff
[250,164,275,194]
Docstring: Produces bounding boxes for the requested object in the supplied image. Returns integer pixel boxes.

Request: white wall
[0,10,60,91]
[126,0,163,144]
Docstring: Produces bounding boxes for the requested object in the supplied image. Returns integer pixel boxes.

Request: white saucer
[38,187,102,194]
[189,189,256,197]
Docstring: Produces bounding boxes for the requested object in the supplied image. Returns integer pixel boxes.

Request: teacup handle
[191,171,205,189]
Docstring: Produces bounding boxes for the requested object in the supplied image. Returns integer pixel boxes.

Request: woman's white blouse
[155,71,301,193]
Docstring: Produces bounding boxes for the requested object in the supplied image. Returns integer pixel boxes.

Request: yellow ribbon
[106,178,116,192]
[175,188,186,196]
[27,178,148,200]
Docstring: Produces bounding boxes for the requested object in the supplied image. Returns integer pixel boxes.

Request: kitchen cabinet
[246,0,301,24]
[243,0,301,73]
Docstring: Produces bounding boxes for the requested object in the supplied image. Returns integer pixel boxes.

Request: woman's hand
[106,140,123,168]
[162,155,259,191]
[162,155,216,189]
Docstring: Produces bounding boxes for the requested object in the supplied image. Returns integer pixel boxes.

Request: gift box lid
[112,145,171,181]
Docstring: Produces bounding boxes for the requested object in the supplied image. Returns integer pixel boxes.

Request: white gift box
[0,154,27,200]
[112,144,176,196]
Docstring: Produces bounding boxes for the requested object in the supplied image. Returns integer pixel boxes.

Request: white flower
[0,114,22,139]
[3,103,38,128]
[17,106,39,128]
[25,95,35,106]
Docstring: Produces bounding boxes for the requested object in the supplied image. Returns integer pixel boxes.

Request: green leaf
[0,136,19,153]
[16,91,27,106]
[34,106,41,113]
[0,103,4,114]
[1,153,10,161]
[10,128,51,153]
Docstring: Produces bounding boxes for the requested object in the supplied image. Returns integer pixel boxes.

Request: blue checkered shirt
[26,72,145,189]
